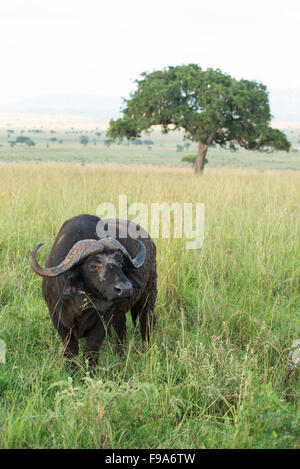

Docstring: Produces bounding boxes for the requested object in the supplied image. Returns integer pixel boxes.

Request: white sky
[0,0,299,105]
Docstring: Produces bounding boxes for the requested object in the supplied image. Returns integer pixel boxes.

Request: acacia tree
[79,135,89,146]
[107,64,290,173]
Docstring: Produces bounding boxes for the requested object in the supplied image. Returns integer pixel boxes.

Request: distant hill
[2,93,123,121]
[2,89,299,122]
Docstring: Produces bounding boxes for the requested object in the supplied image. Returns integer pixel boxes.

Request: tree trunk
[194,141,208,174]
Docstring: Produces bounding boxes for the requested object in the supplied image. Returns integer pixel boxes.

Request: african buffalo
[29,214,157,366]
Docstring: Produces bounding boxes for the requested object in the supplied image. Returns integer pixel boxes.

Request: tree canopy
[107,64,291,173]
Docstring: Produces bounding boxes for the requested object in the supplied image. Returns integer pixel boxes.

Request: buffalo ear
[124,268,145,290]
[61,270,84,298]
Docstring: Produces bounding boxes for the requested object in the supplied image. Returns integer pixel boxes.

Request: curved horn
[29,237,146,278]
[103,238,146,269]
[29,239,105,277]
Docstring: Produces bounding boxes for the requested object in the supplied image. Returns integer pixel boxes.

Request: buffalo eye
[114,252,124,264]
[88,263,98,271]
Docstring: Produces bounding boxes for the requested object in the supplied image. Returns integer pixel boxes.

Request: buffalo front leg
[50,310,79,360]
[111,313,127,354]
[83,318,107,369]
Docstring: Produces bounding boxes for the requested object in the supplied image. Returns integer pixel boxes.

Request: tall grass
[0,163,300,448]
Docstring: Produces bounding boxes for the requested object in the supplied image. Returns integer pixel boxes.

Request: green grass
[0,163,300,448]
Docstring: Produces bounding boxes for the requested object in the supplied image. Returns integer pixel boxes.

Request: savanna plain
[0,122,300,449]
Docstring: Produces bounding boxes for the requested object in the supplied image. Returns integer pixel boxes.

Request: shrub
[181,154,209,165]
[176,144,184,152]
[181,154,196,165]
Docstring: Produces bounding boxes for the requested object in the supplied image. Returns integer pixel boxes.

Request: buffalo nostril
[113,283,133,298]
[114,286,122,295]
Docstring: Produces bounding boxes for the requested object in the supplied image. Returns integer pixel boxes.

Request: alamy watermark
[96,195,204,250]
[0,339,6,364]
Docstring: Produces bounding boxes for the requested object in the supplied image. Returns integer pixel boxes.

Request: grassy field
[0,122,300,170]
[0,163,300,449]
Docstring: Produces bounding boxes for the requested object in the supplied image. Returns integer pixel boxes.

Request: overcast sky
[0,0,299,105]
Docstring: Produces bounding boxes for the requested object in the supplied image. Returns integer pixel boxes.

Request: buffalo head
[29,237,146,306]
